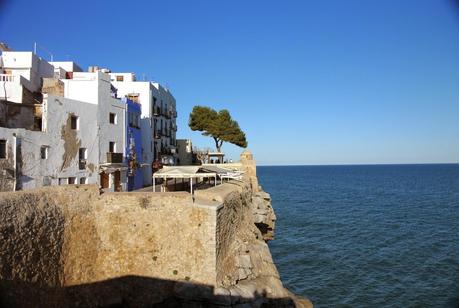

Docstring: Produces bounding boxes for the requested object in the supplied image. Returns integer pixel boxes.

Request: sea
[257,164,459,308]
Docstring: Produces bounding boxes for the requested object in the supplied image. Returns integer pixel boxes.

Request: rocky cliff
[0,152,311,307]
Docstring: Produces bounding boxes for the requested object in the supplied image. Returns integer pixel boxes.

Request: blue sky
[1,0,458,165]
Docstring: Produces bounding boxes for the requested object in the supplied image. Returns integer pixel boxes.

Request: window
[79,177,87,184]
[68,177,76,185]
[79,148,87,170]
[109,142,116,153]
[59,178,68,185]
[109,113,117,124]
[40,146,48,159]
[70,115,79,130]
[152,97,157,114]
[79,148,87,160]
[0,140,6,159]
[129,112,140,128]
[34,116,42,131]
[116,75,124,81]
[43,176,51,186]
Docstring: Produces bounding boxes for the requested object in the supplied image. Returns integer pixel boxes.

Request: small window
[79,177,87,184]
[109,142,116,153]
[40,146,48,159]
[79,148,87,160]
[116,75,124,81]
[58,178,68,185]
[109,113,117,124]
[43,176,51,186]
[68,177,76,185]
[34,116,43,131]
[79,148,87,170]
[0,140,6,159]
[70,115,79,130]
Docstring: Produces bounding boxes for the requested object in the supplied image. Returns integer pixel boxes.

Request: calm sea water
[258,164,459,308]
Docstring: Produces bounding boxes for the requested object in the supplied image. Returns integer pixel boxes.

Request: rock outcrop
[0,151,312,307]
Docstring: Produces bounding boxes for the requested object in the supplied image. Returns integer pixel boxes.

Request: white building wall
[0,51,54,103]
[62,72,100,105]
[60,71,128,190]
[109,73,136,82]
[97,75,126,160]
[153,83,177,154]
[49,61,83,73]
[0,75,23,103]
[0,94,100,190]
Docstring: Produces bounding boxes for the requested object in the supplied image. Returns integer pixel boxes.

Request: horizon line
[256,162,459,167]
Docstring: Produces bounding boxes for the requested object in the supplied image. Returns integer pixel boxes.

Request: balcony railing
[0,74,14,82]
[107,152,123,163]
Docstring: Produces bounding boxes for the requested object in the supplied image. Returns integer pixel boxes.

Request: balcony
[0,74,14,82]
[160,148,171,155]
[107,152,123,164]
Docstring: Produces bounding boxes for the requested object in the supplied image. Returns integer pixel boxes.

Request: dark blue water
[258,164,459,308]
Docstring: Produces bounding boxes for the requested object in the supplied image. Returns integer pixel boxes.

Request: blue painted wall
[124,98,143,191]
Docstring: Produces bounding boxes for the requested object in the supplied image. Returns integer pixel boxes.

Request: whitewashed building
[110,72,178,185]
[0,51,54,104]
[0,95,99,190]
[176,139,194,165]
[52,66,128,191]
[0,52,128,192]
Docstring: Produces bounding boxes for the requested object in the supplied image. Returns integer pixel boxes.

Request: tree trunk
[214,138,222,153]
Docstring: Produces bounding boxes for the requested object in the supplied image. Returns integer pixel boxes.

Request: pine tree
[189,106,247,152]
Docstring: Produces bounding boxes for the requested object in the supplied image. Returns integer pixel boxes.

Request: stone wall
[0,152,312,307]
[0,185,99,289]
[63,191,217,286]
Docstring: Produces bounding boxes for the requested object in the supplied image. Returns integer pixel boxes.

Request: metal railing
[106,152,123,163]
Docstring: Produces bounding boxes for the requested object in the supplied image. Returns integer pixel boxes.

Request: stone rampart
[0,152,312,307]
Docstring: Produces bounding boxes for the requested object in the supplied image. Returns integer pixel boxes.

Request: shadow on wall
[0,275,296,307]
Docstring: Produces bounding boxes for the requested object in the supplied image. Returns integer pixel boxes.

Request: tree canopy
[189,106,247,152]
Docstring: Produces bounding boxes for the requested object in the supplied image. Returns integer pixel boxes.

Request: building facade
[110,73,178,185]
[50,67,128,192]
[0,52,128,192]
[0,94,100,190]
[176,139,194,165]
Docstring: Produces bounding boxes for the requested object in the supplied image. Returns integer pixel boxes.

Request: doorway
[100,172,109,189]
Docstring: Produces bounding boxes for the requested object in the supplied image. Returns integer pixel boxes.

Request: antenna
[33,42,54,61]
